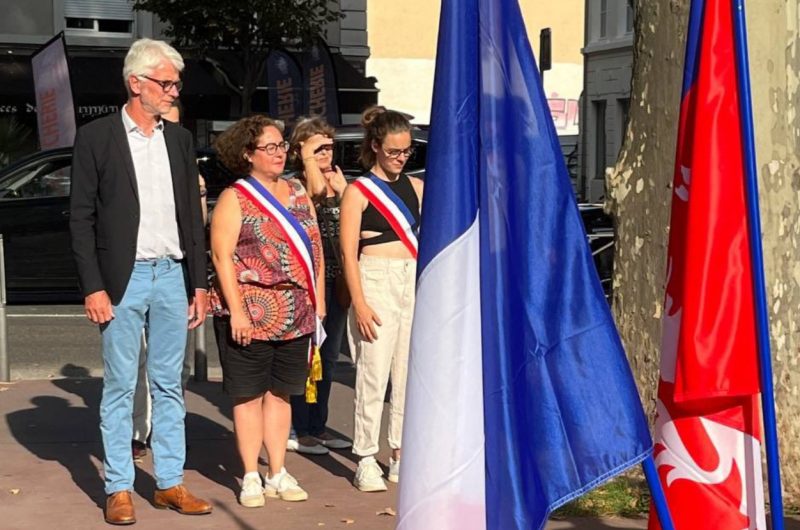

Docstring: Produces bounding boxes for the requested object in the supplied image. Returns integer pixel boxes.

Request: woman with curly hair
[209,114,324,507]
[285,116,352,455]
[339,106,423,492]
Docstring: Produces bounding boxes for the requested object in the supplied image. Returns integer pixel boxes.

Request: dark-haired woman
[209,115,324,507]
[286,116,351,455]
[339,106,423,492]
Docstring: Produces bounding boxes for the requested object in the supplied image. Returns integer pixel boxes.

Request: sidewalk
[0,377,660,529]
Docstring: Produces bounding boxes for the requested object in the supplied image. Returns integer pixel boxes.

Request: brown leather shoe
[153,484,212,515]
[105,491,136,525]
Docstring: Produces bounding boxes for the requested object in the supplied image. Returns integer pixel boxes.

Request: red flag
[649,0,765,528]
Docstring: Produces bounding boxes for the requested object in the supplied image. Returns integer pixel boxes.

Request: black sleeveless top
[359,173,421,250]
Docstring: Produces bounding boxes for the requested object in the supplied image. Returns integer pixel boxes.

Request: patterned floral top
[209,179,322,341]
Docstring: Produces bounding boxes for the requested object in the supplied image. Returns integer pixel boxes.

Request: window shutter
[64,0,135,21]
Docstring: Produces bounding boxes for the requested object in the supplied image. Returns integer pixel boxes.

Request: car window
[0,160,72,200]
[197,151,237,201]
[334,139,363,178]
[405,140,427,173]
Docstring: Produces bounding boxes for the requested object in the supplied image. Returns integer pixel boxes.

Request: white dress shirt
[121,105,183,260]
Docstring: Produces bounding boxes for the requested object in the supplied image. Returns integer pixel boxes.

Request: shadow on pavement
[5,394,106,509]
[41,366,243,507]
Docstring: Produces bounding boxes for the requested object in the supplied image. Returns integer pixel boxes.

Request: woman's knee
[266,390,290,404]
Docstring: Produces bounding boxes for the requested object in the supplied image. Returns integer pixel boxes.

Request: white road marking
[7,314,86,318]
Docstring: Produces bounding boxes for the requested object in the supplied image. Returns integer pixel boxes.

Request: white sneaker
[264,469,308,502]
[239,473,265,508]
[354,457,387,492]
[388,457,400,484]
[287,437,299,452]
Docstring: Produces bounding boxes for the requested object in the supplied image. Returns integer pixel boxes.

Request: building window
[593,100,607,180]
[599,0,608,38]
[626,0,635,33]
[64,0,134,35]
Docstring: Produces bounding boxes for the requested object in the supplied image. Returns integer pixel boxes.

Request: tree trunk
[239,53,268,118]
[607,0,799,506]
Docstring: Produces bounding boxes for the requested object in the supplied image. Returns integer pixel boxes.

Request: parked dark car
[0,126,611,303]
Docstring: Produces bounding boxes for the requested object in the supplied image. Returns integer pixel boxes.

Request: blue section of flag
[418,0,654,528]
[475,1,653,527]
[416,0,480,271]
[682,0,706,96]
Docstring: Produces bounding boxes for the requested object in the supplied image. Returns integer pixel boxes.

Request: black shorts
[213,317,310,397]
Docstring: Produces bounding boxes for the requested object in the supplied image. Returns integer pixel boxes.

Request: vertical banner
[302,39,340,125]
[267,49,304,127]
[648,1,767,529]
[31,33,76,149]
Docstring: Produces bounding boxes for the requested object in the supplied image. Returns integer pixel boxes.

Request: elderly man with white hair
[70,38,211,525]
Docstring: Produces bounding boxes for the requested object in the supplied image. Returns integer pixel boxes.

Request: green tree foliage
[132,0,341,115]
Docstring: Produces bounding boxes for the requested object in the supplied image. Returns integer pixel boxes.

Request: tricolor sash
[233,177,326,401]
[351,174,419,259]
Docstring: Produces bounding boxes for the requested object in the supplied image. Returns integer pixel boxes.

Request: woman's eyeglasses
[253,141,290,155]
[382,146,415,159]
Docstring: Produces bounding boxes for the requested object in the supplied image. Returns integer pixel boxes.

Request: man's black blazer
[69,112,207,305]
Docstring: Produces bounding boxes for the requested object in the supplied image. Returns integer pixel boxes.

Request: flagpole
[642,456,674,530]
[731,1,785,529]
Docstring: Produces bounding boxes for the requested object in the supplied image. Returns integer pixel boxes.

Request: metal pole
[0,234,9,382]
[193,320,207,382]
[642,456,675,530]
[732,1,785,528]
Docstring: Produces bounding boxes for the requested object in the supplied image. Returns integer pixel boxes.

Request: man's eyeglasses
[382,146,415,159]
[313,144,334,155]
[139,75,183,93]
[254,141,290,155]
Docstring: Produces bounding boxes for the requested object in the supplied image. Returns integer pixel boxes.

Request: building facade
[0,0,374,155]
[365,0,584,136]
[581,0,634,202]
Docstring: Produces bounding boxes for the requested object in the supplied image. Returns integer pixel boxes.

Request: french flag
[649,1,766,528]
[397,1,652,529]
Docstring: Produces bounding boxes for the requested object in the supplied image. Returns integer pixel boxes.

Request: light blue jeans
[99,258,188,494]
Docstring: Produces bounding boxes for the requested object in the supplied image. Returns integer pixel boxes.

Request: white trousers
[348,254,416,457]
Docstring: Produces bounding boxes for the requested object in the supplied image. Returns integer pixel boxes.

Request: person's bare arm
[340,185,381,342]
[409,176,424,209]
[299,134,333,202]
[210,189,252,345]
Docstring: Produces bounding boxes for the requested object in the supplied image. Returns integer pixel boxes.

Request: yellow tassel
[305,377,317,404]
[305,346,323,403]
[310,346,323,382]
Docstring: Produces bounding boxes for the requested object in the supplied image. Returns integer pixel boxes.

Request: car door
[0,154,78,302]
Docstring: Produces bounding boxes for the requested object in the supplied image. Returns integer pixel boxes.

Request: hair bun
[361,105,387,128]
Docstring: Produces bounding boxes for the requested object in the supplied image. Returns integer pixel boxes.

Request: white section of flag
[397,218,485,530]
